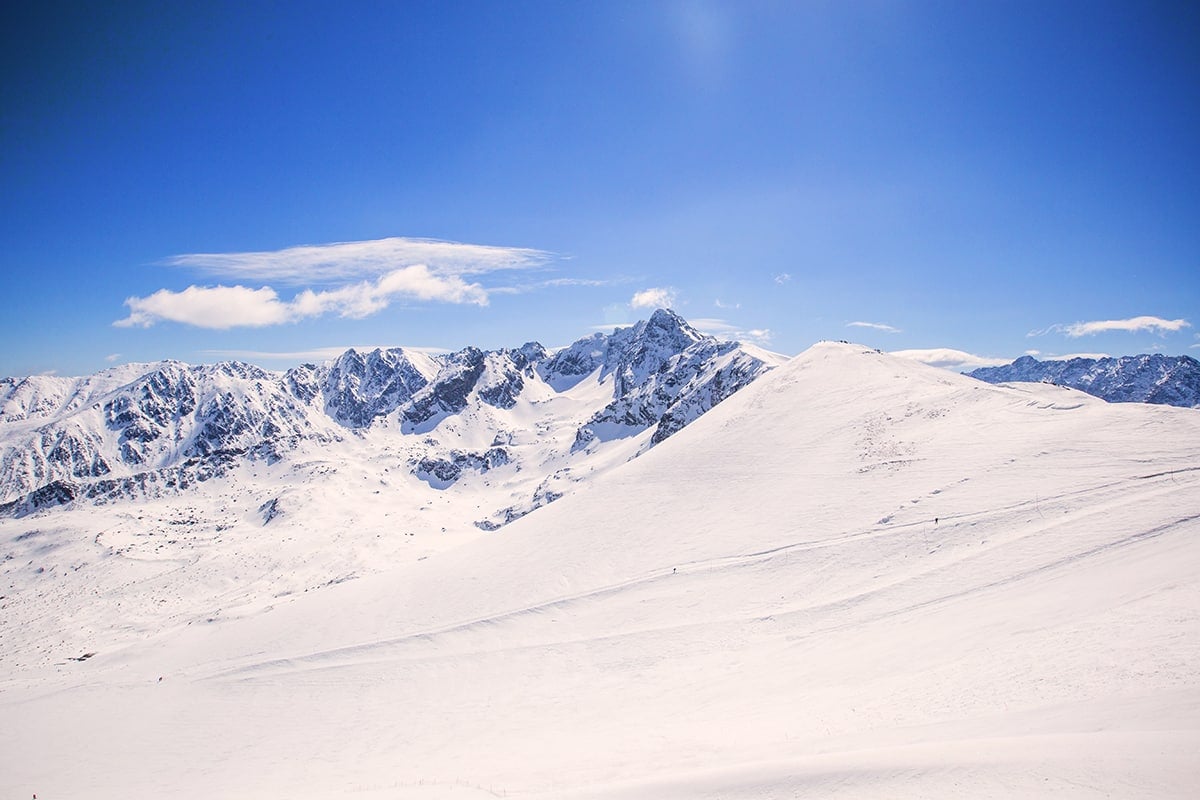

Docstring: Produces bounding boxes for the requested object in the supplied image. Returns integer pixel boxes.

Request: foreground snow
[2,342,1198,798]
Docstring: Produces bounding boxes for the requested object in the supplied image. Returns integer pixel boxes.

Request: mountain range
[0,309,782,521]
[968,353,1200,408]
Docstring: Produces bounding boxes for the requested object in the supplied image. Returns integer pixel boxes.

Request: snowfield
[2,342,1198,798]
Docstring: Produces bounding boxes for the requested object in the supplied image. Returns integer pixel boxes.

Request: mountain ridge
[968,353,1200,408]
[0,309,783,519]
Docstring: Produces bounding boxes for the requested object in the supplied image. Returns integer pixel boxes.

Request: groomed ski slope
[3,341,1199,798]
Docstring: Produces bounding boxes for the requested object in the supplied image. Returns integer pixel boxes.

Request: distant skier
[934,517,939,525]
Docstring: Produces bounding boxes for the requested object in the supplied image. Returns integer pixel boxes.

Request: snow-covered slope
[2,342,1197,799]
[969,353,1200,408]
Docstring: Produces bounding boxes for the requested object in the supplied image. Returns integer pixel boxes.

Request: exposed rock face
[571,311,775,449]
[318,348,431,428]
[969,354,1200,408]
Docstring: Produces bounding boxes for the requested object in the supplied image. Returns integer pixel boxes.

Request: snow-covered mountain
[968,353,1200,408]
[0,309,783,519]
[3,341,1197,799]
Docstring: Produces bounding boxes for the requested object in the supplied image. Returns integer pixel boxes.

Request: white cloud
[1030,315,1191,338]
[774,273,791,285]
[116,285,292,329]
[630,287,678,310]
[714,299,740,310]
[847,321,901,334]
[115,237,572,329]
[115,266,488,329]
[165,236,552,285]
[891,348,1011,373]
[104,353,121,363]
[691,318,773,345]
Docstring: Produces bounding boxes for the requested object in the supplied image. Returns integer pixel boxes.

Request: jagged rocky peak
[538,308,707,395]
[320,347,433,428]
[969,353,1200,408]
[571,313,778,451]
[607,308,706,398]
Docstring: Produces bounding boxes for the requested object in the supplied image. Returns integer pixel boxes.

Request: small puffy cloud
[104,353,121,362]
[891,348,1011,373]
[847,321,901,334]
[630,287,678,310]
[1030,315,1190,338]
[774,273,791,285]
[115,266,488,329]
[714,299,740,310]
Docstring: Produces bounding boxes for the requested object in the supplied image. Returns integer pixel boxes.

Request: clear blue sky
[2,0,1197,376]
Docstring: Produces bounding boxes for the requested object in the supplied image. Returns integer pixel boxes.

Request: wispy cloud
[847,321,901,334]
[891,348,1011,373]
[1029,315,1190,338]
[115,237,560,329]
[714,299,740,310]
[630,287,678,309]
[104,353,121,363]
[489,276,620,296]
[165,236,552,285]
[691,318,773,346]
[773,273,791,285]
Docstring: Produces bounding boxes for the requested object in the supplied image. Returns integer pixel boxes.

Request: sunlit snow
[2,342,1198,798]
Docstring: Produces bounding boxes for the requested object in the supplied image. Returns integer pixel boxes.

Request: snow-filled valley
[2,337,1199,798]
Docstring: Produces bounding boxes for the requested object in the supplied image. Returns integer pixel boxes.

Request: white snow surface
[2,342,1199,798]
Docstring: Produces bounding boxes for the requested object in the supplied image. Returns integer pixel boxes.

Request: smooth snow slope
[3,342,1198,799]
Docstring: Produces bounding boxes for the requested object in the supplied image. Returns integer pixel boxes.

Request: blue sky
[2,0,1197,376]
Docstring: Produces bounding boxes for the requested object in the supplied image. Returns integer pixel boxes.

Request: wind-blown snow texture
[2,340,1198,800]
[0,309,777,518]
[969,353,1200,408]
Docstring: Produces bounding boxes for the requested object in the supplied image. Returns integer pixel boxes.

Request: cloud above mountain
[847,321,901,334]
[630,287,678,309]
[1029,315,1190,338]
[891,348,1011,372]
[115,238,553,329]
